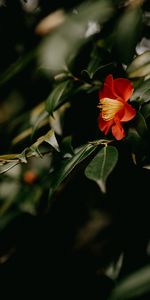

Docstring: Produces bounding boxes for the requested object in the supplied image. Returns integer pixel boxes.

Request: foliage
[0,0,150,298]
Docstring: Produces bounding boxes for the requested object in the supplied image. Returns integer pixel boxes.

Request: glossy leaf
[82,46,113,79]
[85,145,118,193]
[48,143,97,200]
[46,80,74,115]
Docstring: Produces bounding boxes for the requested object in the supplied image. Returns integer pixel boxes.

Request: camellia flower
[98,74,136,140]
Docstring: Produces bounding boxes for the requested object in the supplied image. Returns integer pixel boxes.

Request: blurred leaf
[85,145,118,193]
[38,0,114,74]
[0,162,19,175]
[0,212,19,233]
[32,111,49,133]
[18,186,43,215]
[75,210,111,249]
[12,128,33,145]
[12,113,49,145]
[127,51,150,78]
[114,7,143,64]
[0,154,19,161]
[105,253,124,280]
[0,130,59,174]
[0,49,36,87]
[131,78,150,103]
[108,265,150,300]
[48,142,98,200]
[18,149,28,164]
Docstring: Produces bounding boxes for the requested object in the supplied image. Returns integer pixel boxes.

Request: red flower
[98,74,136,140]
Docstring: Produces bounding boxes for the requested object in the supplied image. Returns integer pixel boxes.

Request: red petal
[119,103,136,122]
[105,74,113,86]
[98,113,113,135]
[113,78,134,102]
[99,74,117,100]
[111,118,125,140]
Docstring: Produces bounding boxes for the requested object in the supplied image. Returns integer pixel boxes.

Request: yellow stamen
[98,98,123,121]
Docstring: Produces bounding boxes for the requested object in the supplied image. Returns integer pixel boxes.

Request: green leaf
[0,212,19,233]
[134,112,148,138]
[108,265,150,300]
[48,143,97,200]
[38,0,113,74]
[141,102,150,119]
[126,127,143,153]
[43,129,60,152]
[131,78,150,103]
[114,7,142,64]
[127,51,150,78]
[85,145,118,193]
[18,186,43,215]
[28,129,60,156]
[60,136,74,157]
[0,130,59,175]
[31,111,49,138]
[126,125,148,163]
[82,46,113,79]
[0,49,36,87]
[46,80,74,115]
[126,112,149,159]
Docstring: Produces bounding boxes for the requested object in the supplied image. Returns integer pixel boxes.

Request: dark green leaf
[0,212,19,233]
[141,102,150,119]
[85,145,118,193]
[60,136,74,157]
[134,112,148,138]
[18,186,43,215]
[48,143,97,200]
[0,49,36,87]
[46,80,74,115]
[82,46,113,79]
[114,7,142,64]
[126,126,148,163]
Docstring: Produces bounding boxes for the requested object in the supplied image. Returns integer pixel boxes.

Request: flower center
[99,97,124,121]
